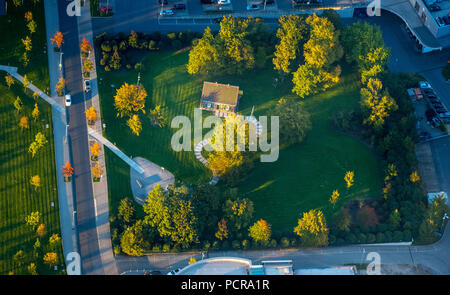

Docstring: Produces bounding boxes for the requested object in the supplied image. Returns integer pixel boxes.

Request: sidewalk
[44,0,80,273]
[76,0,118,275]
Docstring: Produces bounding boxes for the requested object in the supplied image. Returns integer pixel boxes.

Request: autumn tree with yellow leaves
[91,162,103,180]
[249,219,272,244]
[30,175,41,191]
[51,31,64,50]
[90,141,101,161]
[344,171,354,188]
[329,190,340,207]
[127,114,142,136]
[85,106,98,125]
[19,116,29,130]
[294,209,329,247]
[114,83,147,118]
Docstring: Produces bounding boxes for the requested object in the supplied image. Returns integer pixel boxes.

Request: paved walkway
[130,157,175,205]
[87,127,145,174]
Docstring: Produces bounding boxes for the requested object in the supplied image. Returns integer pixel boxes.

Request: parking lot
[412,83,450,142]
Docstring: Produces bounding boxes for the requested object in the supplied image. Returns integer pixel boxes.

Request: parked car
[420,81,432,89]
[159,9,174,16]
[246,4,260,10]
[431,117,441,127]
[436,108,447,114]
[443,15,450,25]
[436,17,445,27]
[443,118,450,124]
[84,79,91,92]
[439,112,450,118]
[429,3,441,11]
[172,3,186,9]
[200,0,214,3]
[158,0,169,4]
[265,0,275,4]
[144,270,162,275]
[217,0,231,4]
[167,268,181,275]
[65,94,71,107]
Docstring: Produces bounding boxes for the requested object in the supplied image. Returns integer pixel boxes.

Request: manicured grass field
[0,3,62,274]
[97,49,383,234]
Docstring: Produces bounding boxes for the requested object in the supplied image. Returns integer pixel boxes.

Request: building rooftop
[201,82,240,106]
[176,257,252,275]
[294,266,357,275]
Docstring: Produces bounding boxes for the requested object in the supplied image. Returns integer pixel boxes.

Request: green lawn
[0,3,63,275]
[98,49,383,234]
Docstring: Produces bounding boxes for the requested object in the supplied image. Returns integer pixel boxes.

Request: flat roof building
[200,82,240,117]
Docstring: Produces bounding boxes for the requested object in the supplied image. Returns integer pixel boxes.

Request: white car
[218,0,230,4]
[84,79,91,92]
[65,94,71,107]
[419,81,432,89]
[167,268,181,275]
[159,9,174,16]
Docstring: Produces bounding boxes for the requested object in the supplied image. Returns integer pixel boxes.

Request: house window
[216,104,220,110]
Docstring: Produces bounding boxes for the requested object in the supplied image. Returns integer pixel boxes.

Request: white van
[65,94,71,107]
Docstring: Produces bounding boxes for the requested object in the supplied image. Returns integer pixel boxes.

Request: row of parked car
[158,0,186,16]
[422,82,450,124]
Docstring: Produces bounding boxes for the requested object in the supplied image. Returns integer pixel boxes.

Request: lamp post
[441,213,449,233]
[59,52,64,71]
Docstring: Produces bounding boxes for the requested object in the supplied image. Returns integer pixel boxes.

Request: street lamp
[441,213,449,232]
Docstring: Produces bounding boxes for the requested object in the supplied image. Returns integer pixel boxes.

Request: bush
[114,245,121,255]
[384,231,393,243]
[269,239,277,248]
[328,234,336,245]
[221,240,230,249]
[280,237,290,248]
[101,41,111,52]
[152,244,161,252]
[403,230,412,242]
[241,240,249,250]
[393,231,403,242]
[376,232,385,243]
[212,241,220,250]
[290,238,297,247]
[167,32,177,40]
[104,65,110,72]
[148,40,158,51]
[367,233,376,244]
[162,244,170,252]
[172,40,183,50]
[358,233,367,244]
[203,241,211,251]
[347,233,357,244]
[232,240,240,249]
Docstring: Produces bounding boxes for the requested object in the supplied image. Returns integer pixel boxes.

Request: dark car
[201,0,214,3]
[158,0,168,4]
[173,3,186,9]
[265,0,275,4]
[429,4,441,12]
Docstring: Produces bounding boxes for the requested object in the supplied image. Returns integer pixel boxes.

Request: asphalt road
[57,1,102,275]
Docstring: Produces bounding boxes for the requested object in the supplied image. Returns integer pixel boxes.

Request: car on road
[200,0,214,3]
[265,0,275,4]
[429,3,441,11]
[246,4,260,10]
[101,5,112,12]
[218,0,231,4]
[158,0,169,4]
[84,79,91,92]
[167,268,181,275]
[172,3,186,9]
[65,94,71,107]
[159,9,174,16]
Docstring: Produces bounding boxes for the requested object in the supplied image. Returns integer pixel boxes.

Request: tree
[85,106,98,125]
[25,11,33,22]
[13,250,26,267]
[292,64,340,98]
[170,198,199,248]
[27,20,37,34]
[333,207,351,232]
[273,15,307,74]
[80,37,92,54]
[43,252,58,267]
[28,132,48,157]
[12,0,21,6]
[55,77,65,96]
[49,234,61,251]
[51,31,64,49]
[341,21,384,65]
[114,82,147,118]
[360,78,398,128]
[23,75,30,92]
[5,74,14,88]
[148,105,166,128]
[32,103,40,121]
[120,220,149,256]
[90,141,101,160]
[293,209,329,247]
[410,170,420,183]
[188,257,197,265]
[26,211,41,230]
[356,205,379,229]
[215,218,229,241]
[91,162,103,179]
[19,116,29,130]
[143,185,172,238]
[359,47,390,84]
[389,209,401,228]
[329,189,340,207]
[27,263,38,275]
[321,9,341,29]
[13,96,23,113]
[22,36,32,51]
[36,223,47,238]
[128,30,139,48]
[187,27,219,75]
[274,97,311,145]
[127,114,142,136]
[30,175,41,191]
[32,92,39,100]
[344,171,354,188]
[223,198,254,234]
[248,219,271,244]
[83,58,93,74]
[118,198,136,224]
[61,161,74,178]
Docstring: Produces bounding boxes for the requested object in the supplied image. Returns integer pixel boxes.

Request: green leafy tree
[389,209,401,228]
[215,218,229,241]
[333,207,351,232]
[5,74,14,88]
[118,198,136,225]
[27,263,38,275]
[273,15,307,74]
[25,211,41,230]
[143,184,173,238]
[13,250,26,267]
[294,209,329,247]
[187,27,219,75]
[223,198,254,235]
[248,219,272,244]
[170,198,199,248]
[120,220,150,256]
[274,97,311,145]
[13,96,23,113]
